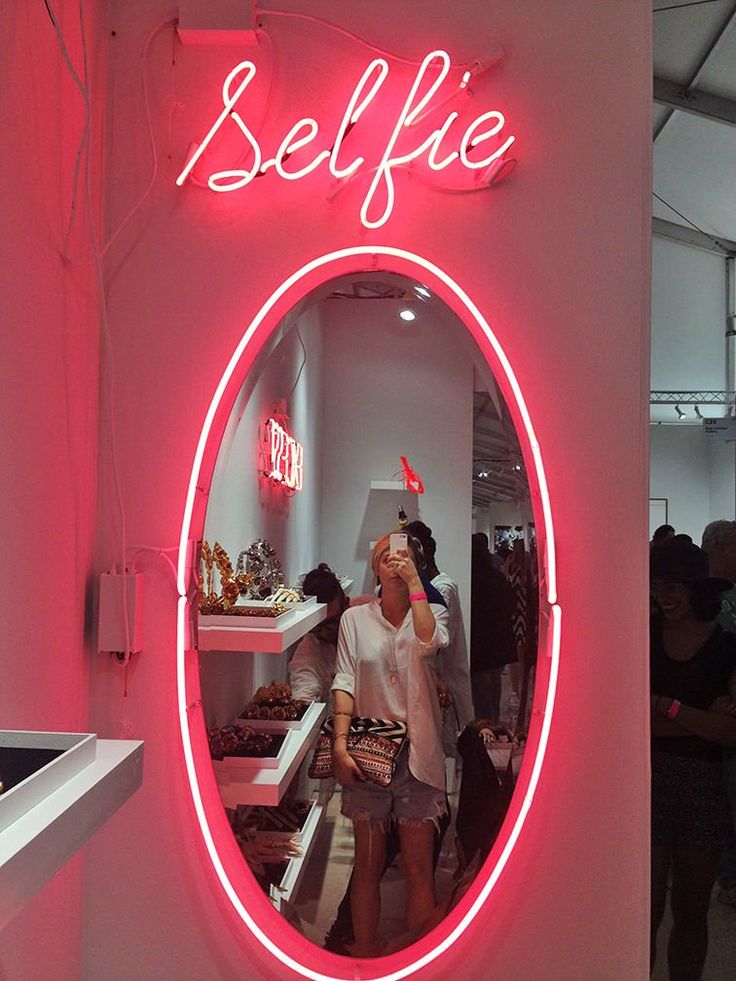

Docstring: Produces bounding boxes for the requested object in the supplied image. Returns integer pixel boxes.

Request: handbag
[308,716,408,787]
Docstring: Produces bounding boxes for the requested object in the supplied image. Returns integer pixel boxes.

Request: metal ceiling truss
[654,1,736,142]
[650,391,736,405]
[653,218,736,257]
[654,77,736,129]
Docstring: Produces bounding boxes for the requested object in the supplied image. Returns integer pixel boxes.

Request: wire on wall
[258,8,502,72]
[45,0,133,671]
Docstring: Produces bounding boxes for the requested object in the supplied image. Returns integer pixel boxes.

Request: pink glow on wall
[176,50,516,229]
[263,417,304,491]
[176,247,559,980]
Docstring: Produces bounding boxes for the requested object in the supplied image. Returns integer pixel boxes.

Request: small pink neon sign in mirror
[263,417,304,492]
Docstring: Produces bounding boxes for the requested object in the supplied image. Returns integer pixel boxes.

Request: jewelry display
[271,586,305,604]
[207,724,285,760]
[240,682,309,722]
[236,539,285,599]
[198,540,255,614]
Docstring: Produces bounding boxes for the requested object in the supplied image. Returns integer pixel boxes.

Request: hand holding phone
[389,533,408,554]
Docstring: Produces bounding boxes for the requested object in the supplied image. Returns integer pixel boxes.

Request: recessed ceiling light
[399,309,416,322]
[414,285,431,298]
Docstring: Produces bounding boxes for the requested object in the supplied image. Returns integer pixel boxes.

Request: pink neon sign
[263,417,304,491]
[176,49,516,229]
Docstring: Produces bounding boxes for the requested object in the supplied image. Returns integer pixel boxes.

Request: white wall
[78,1,652,978]
[0,3,106,978]
[199,309,324,725]
[318,296,473,621]
[650,425,735,541]
[650,237,728,422]
[649,236,734,535]
[474,505,534,550]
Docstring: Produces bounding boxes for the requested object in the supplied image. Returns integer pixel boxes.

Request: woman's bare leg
[350,820,386,957]
[399,821,436,934]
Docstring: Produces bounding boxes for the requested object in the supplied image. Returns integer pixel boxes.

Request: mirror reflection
[197,272,540,956]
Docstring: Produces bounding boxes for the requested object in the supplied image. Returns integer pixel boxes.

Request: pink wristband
[666,699,681,719]
[409,592,427,603]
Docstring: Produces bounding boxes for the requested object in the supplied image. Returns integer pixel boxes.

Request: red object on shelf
[400,455,424,494]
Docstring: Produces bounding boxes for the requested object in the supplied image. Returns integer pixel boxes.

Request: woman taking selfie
[331,532,449,957]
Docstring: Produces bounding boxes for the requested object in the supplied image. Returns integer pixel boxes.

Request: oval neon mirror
[176,248,559,979]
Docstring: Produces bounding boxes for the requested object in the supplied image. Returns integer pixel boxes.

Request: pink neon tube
[177,246,559,980]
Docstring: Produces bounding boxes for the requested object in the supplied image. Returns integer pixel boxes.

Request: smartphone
[389,532,408,554]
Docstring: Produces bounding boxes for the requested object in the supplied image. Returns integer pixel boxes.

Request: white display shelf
[0,738,143,929]
[215,701,326,808]
[0,731,97,833]
[369,480,407,491]
[198,602,327,653]
[270,800,324,910]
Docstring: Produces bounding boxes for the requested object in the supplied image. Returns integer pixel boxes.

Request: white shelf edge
[215,701,327,807]
[198,602,327,653]
[0,739,143,929]
[270,801,324,910]
[369,480,407,491]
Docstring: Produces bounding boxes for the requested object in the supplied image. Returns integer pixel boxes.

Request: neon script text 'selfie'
[176,49,516,229]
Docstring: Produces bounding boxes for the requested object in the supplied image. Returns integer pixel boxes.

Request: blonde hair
[370,532,423,576]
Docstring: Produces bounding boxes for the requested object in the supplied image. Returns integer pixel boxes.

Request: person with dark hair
[651,523,676,549]
[649,537,736,980]
[701,520,736,907]
[289,564,348,703]
[470,534,517,723]
[406,521,474,733]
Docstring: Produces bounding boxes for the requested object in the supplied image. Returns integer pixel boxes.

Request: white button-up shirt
[289,633,336,705]
[332,598,449,790]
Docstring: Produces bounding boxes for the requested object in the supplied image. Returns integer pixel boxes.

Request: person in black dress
[650,538,736,981]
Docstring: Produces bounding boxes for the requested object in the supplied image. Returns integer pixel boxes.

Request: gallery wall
[317,297,473,621]
[649,236,735,532]
[0,2,108,978]
[78,2,653,977]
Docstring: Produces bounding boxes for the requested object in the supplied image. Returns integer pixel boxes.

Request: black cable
[42,0,56,26]
[654,0,722,11]
[653,191,733,254]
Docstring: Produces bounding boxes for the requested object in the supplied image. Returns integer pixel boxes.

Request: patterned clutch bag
[308,716,408,787]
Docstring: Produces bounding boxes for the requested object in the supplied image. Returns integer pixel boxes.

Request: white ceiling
[653,0,736,244]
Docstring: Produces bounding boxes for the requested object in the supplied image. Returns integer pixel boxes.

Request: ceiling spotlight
[694,405,703,419]
[414,285,431,299]
[399,308,416,322]
[514,464,522,471]
[674,404,686,419]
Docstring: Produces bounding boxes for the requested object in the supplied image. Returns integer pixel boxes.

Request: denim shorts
[341,743,447,829]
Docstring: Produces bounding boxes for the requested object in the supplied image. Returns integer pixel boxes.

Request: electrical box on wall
[177,0,257,45]
[98,573,144,654]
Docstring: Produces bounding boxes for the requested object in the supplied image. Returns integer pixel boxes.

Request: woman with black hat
[650,537,736,980]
